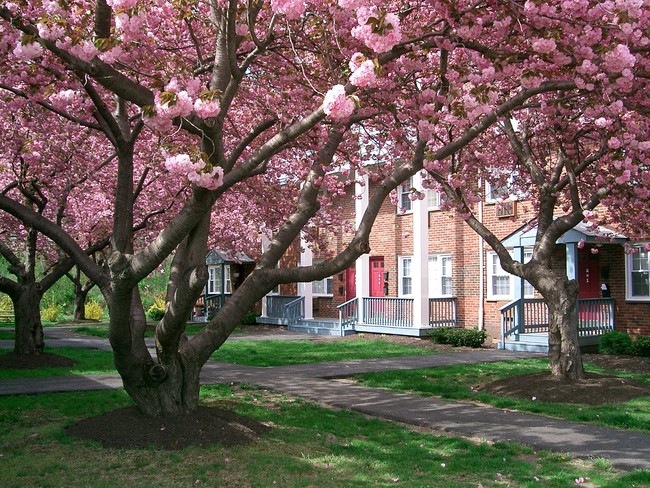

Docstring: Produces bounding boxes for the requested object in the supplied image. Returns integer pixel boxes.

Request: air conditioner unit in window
[496,200,516,218]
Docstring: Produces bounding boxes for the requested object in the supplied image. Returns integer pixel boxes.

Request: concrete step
[500,341,549,353]
[288,323,355,337]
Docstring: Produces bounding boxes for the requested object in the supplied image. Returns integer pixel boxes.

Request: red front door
[369,257,385,297]
[345,267,356,300]
[578,247,601,299]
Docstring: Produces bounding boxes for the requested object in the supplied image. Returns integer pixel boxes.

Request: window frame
[486,249,535,301]
[398,177,444,214]
[398,256,413,296]
[428,254,453,297]
[311,259,334,297]
[626,244,650,302]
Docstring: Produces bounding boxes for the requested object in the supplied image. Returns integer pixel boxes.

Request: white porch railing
[337,298,358,331]
[429,297,458,327]
[265,295,299,318]
[284,296,305,326]
[363,297,414,326]
[500,297,615,346]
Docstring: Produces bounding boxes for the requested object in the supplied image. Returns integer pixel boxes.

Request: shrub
[599,330,633,355]
[633,336,650,358]
[240,311,259,325]
[85,300,105,321]
[429,327,486,348]
[41,303,61,322]
[0,293,13,310]
[147,295,167,321]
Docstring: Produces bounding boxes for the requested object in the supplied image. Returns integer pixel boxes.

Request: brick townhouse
[211,171,650,350]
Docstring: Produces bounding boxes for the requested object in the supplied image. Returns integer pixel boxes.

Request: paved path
[1,328,649,470]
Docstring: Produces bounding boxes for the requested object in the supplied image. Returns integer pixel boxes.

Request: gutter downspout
[477,186,485,331]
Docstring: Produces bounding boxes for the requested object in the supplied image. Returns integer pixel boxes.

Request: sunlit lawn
[356,359,650,433]
[1,386,647,487]
[210,339,432,366]
[0,348,117,379]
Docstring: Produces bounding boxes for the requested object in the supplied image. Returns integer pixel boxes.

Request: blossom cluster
[164,153,224,190]
[322,85,355,121]
[351,6,402,53]
[270,0,306,19]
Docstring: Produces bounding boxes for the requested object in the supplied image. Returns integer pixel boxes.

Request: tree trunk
[13,285,45,355]
[546,279,585,379]
[73,287,88,320]
[119,353,201,417]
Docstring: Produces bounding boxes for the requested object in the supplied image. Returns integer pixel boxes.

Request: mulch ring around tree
[0,351,76,369]
[478,354,650,406]
[65,406,272,450]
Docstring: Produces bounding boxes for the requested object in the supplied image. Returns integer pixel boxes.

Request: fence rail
[363,297,414,327]
[265,295,299,318]
[337,298,358,331]
[428,297,457,327]
[284,296,305,326]
[500,297,615,344]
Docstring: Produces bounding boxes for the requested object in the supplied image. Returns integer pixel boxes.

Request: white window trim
[311,260,333,297]
[428,254,453,297]
[207,266,222,295]
[397,177,445,214]
[485,171,525,204]
[486,249,535,301]
[626,243,650,302]
[398,256,413,297]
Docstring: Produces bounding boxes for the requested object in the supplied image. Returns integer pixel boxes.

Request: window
[627,244,650,301]
[398,178,413,212]
[224,265,232,294]
[312,260,333,296]
[207,266,222,295]
[399,256,413,296]
[487,249,535,300]
[427,189,444,210]
[398,177,444,213]
[428,255,453,297]
[485,171,524,203]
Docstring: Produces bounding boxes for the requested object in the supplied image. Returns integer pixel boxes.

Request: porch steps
[288,318,356,337]
[501,332,549,353]
[500,332,603,353]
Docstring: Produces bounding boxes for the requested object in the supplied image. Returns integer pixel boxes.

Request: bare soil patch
[65,406,271,450]
[478,353,650,406]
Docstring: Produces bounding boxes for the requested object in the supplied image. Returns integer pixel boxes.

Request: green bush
[41,303,61,322]
[429,327,486,348]
[240,311,259,325]
[599,330,634,355]
[633,336,650,357]
[146,295,166,321]
[0,293,13,310]
[85,300,105,321]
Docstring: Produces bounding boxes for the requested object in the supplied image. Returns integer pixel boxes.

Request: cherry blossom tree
[0,0,647,414]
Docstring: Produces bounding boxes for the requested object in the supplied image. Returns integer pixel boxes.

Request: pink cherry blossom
[349,59,378,88]
[13,41,43,60]
[194,99,221,119]
[322,85,355,121]
[351,7,402,53]
[270,0,306,20]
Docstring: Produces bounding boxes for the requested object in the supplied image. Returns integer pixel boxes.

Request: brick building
[254,172,650,349]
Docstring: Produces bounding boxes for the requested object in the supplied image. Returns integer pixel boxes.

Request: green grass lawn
[1,386,647,487]
[210,339,432,366]
[0,330,14,340]
[72,323,246,339]
[356,359,650,433]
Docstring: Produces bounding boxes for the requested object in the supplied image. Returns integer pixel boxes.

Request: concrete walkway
[1,328,649,470]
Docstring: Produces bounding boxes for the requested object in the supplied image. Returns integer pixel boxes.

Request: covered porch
[258,295,458,337]
[498,221,626,352]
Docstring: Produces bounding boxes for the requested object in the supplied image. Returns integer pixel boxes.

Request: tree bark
[13,285,45,355]
[545,278,586,379]
[120,353,201,417]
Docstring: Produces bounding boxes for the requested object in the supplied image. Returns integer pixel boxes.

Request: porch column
[412,172,429,328]
[355,171,370,323]
[513,245,525,340]
[299,233,314,320]
[260,231,271,318]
